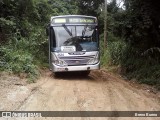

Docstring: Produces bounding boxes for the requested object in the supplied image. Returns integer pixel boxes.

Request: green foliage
[107,41,126,65]
[122,0,160,49]
[100,0,160,88]
[100,33,126,66]
[0,18,15,27]
[49,0,78,15]
[76,0,103,17]
[0,39,39,81]
[0,0,77,81]
[118,0,160,88]
[120,45,160,89]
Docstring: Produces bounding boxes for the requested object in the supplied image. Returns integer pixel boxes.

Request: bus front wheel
[81,71,90,76]
[54,72,61,77]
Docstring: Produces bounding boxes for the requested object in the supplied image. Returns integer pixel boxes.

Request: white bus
[47,15,100,76]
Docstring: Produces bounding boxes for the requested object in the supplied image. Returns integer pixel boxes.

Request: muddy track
[0,70,160,120]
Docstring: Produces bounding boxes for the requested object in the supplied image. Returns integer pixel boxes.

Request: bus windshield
[53,25,98,52]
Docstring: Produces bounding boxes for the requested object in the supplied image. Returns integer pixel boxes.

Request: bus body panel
[50,51,100,72]
[52,62,100,72]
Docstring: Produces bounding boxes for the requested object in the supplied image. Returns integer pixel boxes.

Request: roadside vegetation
[0,0,160,89]
[100,0,160,89]
[0,0,77,82]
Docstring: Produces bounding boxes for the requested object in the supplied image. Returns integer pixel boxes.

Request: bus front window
[53,25,98,52]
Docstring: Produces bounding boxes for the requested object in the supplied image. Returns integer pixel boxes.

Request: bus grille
[59,55,95,66]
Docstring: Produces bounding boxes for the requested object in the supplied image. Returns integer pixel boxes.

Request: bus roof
[50,15,97,25]
[51,15,96,19]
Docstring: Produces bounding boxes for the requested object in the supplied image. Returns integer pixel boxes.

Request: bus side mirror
[46,24,50,36]
[46,27,49,36]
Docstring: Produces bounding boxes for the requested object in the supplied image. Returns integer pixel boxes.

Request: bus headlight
[59,60,67,66]
[54,60,67,66]
[52,53,67,66]
[87,52,99,65]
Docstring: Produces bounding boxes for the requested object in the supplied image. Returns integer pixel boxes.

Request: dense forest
[0,0,160,89]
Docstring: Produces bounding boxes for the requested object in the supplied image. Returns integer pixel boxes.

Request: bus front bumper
[52,62,100,72]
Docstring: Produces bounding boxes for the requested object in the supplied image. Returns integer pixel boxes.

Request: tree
[76,0,103,17]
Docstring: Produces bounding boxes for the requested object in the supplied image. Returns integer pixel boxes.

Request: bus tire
[81,71,90,76]
[54,72,61,77]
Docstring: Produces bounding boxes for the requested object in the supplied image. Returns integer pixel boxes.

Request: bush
[0,35,39,82]
[120,45,160,89]
[100,33,126,66]
[100,33,160,89]
[107,41,126,65]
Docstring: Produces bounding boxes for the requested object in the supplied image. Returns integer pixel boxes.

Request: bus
[47,15,100,76]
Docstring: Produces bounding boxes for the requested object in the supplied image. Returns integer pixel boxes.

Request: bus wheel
[54,72,61,77]
[81,71,90,76]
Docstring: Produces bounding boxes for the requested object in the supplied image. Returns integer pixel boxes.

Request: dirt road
[0,70,160,120]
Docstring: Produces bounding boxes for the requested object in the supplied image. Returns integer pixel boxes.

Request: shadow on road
[51,71,96,81]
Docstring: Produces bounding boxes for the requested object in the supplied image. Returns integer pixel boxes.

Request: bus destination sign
[52,17,95,24]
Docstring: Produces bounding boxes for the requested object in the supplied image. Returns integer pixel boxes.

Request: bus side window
[50,28,56,47]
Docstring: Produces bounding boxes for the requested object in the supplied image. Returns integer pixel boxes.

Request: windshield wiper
[62,24,73,37]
